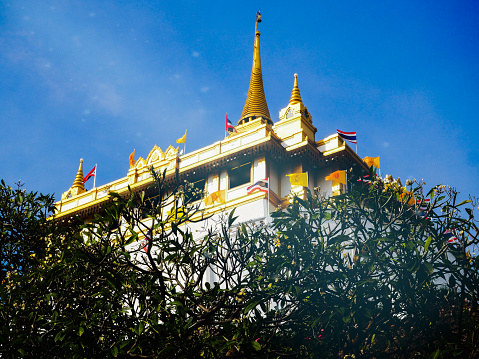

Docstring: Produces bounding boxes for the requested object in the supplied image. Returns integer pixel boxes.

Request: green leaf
[429,349,441,359]
[407,259,420,273]
[457,200,472,206]
[424,236,432,253]
[135,322,144,335]
[111,346,119,357]
[251,340,261,351]
[228,208,238,227]
[371,333,376,344]
[244,300,259,313]
[78,326,84,336]
[54,331,64,342]
[423,262,433,274]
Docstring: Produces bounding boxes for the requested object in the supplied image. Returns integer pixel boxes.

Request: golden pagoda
[238,11,272,126]
[55,13,368,227]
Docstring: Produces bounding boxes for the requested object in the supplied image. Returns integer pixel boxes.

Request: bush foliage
[1,171,478,358]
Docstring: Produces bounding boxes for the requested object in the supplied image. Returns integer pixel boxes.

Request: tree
[0,171,263,358]
[236,173,479,358]
[1,170,478,358]
[0,180,80,356]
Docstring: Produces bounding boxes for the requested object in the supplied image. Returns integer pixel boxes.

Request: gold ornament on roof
[239,11,271,126]
[71,158,85,191]
[62,158,86,199]
[289,73,303,106]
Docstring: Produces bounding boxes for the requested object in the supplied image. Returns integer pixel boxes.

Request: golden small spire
[289,73,303,106]
[71,158,85,192]
[239,11,271,125]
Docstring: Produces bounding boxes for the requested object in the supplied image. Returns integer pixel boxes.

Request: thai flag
[247,179,269,194]
[226,113,237,133]
[416,198,430,219]
[357,175,371,183]
[142,228,152,252]
[83,165,97,184]
[444,229,458,243]
[337,129,357,144]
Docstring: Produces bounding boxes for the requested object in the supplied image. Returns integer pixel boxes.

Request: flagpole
[267,177,270,223]
[345,170,348,194]
[93,164,97,188]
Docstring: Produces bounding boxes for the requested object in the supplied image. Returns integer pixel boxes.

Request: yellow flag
[204,190,225,206]
[287,173,308,187]
[176,129,187,144]
[363,156,380,168]
[325,170,346,185]
[129,150,135,168]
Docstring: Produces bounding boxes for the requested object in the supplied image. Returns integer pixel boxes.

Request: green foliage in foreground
[0,172,478,358]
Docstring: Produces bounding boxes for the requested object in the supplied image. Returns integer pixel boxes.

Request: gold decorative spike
[239,11,271,126]
[72,159,85,190]
[289,73,303,106]
[64,158,86,198]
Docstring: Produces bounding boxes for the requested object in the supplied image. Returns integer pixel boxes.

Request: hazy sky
[1,1,478,201]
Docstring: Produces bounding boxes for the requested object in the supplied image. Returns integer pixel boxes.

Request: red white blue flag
[337,129,357,144]
[357,175,371,183]
[444,229,458,243]
[247,178,269,194]
[142,228,152,252]
[83,165,96,184]
[416,198,430,219]
[226,113,237,133]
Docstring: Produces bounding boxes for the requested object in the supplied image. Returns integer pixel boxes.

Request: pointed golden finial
[71,158,85,192]
[289,73,303,106]
[238,11,271,125]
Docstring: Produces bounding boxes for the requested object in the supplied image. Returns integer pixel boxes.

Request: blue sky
[1,1,478,201]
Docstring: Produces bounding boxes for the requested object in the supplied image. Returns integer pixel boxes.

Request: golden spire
[71,158,85,192]
[289,73,303,106]
[239,11,271,125]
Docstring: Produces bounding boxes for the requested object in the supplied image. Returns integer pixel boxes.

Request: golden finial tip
[80,158,83,163]
[294,73,298,78]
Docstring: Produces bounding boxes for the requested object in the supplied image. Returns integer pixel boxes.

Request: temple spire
[289,73,303,106]
[71,159,85,193]
[238,11,271,126]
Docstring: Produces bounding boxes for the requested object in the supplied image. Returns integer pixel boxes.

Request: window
[286,108,294,119]
[229,162,251,189]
